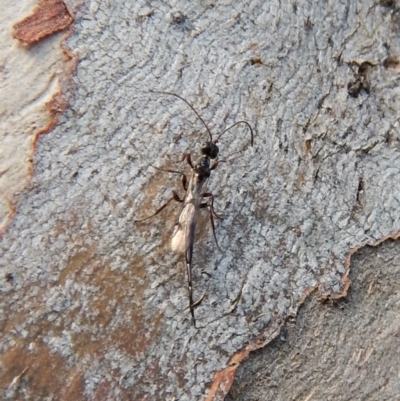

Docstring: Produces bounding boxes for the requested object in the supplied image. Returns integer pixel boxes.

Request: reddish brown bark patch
[13,0,73,45]
[0,339,70,399]
[383,56,400,71]
[206,319,285,401]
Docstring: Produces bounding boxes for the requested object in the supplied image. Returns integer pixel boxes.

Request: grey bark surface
[1,0,400,400]
[226,238,400,401]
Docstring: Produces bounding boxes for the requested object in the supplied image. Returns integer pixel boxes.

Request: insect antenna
[149,90,213,142]
[214,120,254,147]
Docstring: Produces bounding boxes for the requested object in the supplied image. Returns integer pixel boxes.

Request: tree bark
[1,1,399,400]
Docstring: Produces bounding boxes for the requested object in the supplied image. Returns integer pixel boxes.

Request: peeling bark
[1,0,400,400]
[13,0,73,45]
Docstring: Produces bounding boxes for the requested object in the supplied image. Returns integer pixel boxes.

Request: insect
[135,91,253,326]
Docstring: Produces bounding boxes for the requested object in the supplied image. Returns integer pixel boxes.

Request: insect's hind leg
[134,190,182,222]
[187,292,206,327]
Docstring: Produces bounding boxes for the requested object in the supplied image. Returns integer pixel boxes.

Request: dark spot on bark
[314,167,320,181]
[171,11,187,25]
[361,141,379,154]
[386,131,394,146]
[276,118,282,133]
[347,80,363,97]
[347,61,375,98]
[380,0,396,6]
[136,9,154,23]
[336,50,343,65]
[5,273,14,283]
[358,61,374,75]
[342,127,353,139]
[304,16,313,29]
[357,178,365,203]
[249,57,262,65]
[302,117,312,133]
[305,139,312,152]
[317,94,329,109]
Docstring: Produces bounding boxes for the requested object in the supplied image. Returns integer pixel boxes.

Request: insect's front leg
[200,192,222,250]
[167,153,194,169]
[209,158,229,172]
[150,165,188,191]
[134,190,183,222]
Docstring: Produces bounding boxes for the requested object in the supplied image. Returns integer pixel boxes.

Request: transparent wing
[170,203,196,254]
[170,172,208,254]
[169,171,209,326]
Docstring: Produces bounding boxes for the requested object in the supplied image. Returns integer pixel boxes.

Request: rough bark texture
[226,238,400,400]
[1,1,399,400]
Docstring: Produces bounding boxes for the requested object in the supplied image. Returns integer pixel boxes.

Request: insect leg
[150,165,188,191]
[185,243,197,327]
[134,190,182,222]
[187,264,196,326]
[200,192,222,250]
[167,153,194,169]
[185,154,193,169]
[210,159,227,171]
[201,192,223,220]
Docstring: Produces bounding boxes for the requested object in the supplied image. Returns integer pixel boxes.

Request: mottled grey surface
[1,0,400,400]
[227,238,400,401]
